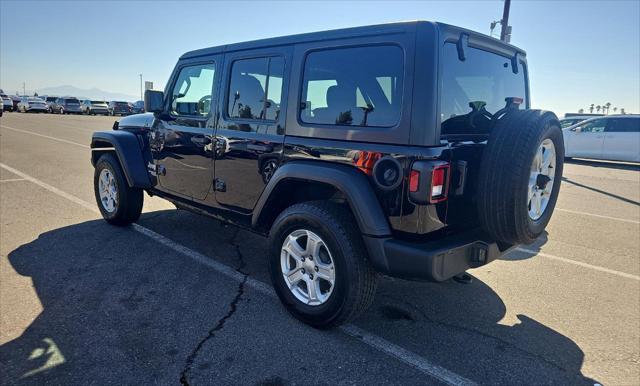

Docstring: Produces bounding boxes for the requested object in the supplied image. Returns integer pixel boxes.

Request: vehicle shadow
[0,213,598,385]
[565,157,640,171]
[367,271,599,385]
[498,231,548,261]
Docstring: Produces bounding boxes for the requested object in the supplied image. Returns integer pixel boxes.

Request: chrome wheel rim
[280,229,335,306]
[98,168,118,213]
[528,138,556,220]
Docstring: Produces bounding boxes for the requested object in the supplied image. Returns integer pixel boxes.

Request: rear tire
[93,153,143,226]
[269,201,377,329]
[477,110,564,245]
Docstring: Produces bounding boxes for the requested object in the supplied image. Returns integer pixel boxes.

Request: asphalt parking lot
[0,113,638,385]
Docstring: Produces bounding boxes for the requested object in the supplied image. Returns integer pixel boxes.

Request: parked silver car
[17,97,48,113]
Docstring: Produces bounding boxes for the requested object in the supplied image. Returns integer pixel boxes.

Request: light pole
[22,82,26,96]
[500,0,512,42]
[139,74,143,101]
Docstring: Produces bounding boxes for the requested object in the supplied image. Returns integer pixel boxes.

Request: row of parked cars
[0,93,144,116]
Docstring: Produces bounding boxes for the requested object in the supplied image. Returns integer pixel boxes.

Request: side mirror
[144,90,164,113]
[570,126,581,132]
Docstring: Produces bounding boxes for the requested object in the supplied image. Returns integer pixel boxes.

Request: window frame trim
[296,42,406,130]
[223,54,286,125]
[164,60,218,119]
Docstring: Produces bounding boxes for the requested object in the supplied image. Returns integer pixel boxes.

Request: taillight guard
[408,160,451,205]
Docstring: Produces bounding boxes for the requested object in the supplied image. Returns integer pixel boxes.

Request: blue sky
[1,0,638,115]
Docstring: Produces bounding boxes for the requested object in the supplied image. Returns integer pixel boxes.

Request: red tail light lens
[429,164,450,203]
[409,170,420,192]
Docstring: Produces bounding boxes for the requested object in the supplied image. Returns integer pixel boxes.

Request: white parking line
[0,178,26,183]
[0,124,89,149]
[555,208,640,225]
[515,247,640,281]
[0,161,475,386]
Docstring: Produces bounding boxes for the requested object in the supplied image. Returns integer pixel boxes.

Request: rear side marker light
[409,170,420,192]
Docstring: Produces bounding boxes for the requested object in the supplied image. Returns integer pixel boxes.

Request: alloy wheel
[280,229,335,306]
[98,168,118,213]
[528,138,556,220]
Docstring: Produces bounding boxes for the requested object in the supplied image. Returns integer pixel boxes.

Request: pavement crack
[180,224,249,386]
[227,226,247,274]
[179,274,248,386]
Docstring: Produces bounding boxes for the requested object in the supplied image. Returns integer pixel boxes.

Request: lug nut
[314,266,319,272]
[301,269,306,274]
[308,256,313,261]
[309,274,314,280]
[301,257,305,261]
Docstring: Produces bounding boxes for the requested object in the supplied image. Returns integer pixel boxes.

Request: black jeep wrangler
[91,21,563,328]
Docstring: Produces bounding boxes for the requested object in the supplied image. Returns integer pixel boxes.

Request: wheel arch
[91,131,152,189]
[252,161,392,237]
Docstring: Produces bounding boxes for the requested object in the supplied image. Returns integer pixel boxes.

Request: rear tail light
[408,161,450,204]
[429,164,450,203]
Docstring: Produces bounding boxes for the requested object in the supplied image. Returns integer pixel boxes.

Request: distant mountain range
[34,85,139,102]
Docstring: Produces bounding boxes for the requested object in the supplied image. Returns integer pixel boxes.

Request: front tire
[269,201,377,329]
[93,153,143,226]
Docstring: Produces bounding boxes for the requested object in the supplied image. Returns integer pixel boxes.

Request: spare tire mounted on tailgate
[477,110,564,245]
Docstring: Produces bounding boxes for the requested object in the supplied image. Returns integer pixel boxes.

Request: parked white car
[17,97,48,113]
[559,115,601,128]
[563,115,639,162]
[0,93,13,111]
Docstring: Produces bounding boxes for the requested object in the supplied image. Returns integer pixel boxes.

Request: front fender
[252,161,392,237]
[91,131,152,188]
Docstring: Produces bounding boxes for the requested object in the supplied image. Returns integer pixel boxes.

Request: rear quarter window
[299,45,404,128]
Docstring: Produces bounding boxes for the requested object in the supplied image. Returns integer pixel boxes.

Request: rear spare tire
[477,110,564,245]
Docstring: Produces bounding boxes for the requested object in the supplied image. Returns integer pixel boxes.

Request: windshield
[65,98,79,104]
[91,101,107,105]
[114,102,128,107]
[440,43,527,136]
[29,98,44,102]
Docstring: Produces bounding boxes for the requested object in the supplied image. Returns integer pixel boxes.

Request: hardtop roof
[180,20,526,60]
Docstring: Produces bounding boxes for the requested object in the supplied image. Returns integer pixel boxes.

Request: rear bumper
[363,229,515,282]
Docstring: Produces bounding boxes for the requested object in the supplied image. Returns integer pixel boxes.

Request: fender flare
[252,161,392,237]
[91,131,152,188]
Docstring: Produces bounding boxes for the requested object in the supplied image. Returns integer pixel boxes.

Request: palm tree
[613,107,618,114]
[605,102,611,115]
[589,104,594,113]
[578,108,584,114]
[596,105,601,113]
[620,108,626,115]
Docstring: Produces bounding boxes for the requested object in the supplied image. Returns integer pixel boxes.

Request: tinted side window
[561,119,582,128]
[227,56,284,121]
[170,63,216,116]
[300,45,404,127]
[579,119,606,133]
[440,43,527,135]
[606,118,640,133]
